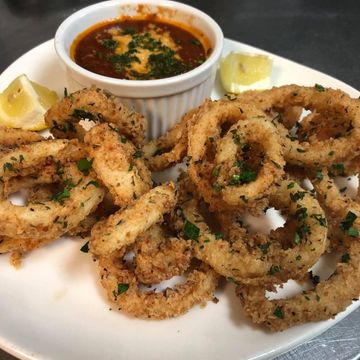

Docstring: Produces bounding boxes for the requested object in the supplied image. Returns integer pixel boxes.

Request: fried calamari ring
[312,168,360,232]
[177,179,327,285]
[0,126,43,149]
[233,85,360,167]
[133,224,192,284]
[236,237,360,332]
[187,100,274,210]
[90,183,177,256]
[45,87,146,146]
[0,162,105,253]
[99,253,218,319]
[142,106,200,171]
[212,117,285,208]
[0,139,84,198]
[84,123,152,207]
[94,180,218,319]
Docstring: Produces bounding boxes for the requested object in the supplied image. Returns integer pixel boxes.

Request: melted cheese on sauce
[106,24,180,76]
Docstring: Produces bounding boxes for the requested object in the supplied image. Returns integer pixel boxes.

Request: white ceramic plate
[0,39,359,360]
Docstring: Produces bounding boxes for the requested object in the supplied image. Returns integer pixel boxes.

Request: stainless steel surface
[0,0,359,359]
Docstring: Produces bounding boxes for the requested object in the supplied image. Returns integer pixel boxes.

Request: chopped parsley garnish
[287,182,295,189]
[83,180,100,189]
[294,232,302,245]
[340,211,358,236]
[271,160,282,169]
[228,161,257,185]
[133,150,144,158]
[183,220,200,241]
[52,188,70,204]
[315,170,323,181]
[231,129,241,144]
[341,253,351,263]
[315,83,325,92]
[116,283,129,295]
[309,270,320,285]
[290,191,306,202]
[227,277,240,285]
[215,231,224,240]
[152,148,163,157]
[80,241,89,253]
[212,165,221,178]
[101,38,118,50]
[267,265,280,275]
[330,163,345,176]
[273,306,284,319]
[119,135,127,143]
[72,109,97,121]
[259,242,270,255]
[311,214,327,227]
[77,158,93,175]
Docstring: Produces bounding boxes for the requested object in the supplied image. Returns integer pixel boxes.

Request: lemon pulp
[0,74,58,130]
[219,52,272,93]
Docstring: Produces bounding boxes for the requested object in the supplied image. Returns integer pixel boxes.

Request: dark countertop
[0,1,359,359]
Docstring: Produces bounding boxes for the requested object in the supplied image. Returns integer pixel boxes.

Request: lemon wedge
[0,74,58,131]
[219,52,272,93]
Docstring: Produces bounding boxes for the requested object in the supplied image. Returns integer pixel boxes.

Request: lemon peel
[0,74,58,131]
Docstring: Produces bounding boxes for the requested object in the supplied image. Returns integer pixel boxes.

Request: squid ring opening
[212,117,285,207]
[177,179,327,285]
[98,253,219,319]
[187,100,277,210]
[0,162,105,253]
[236,237,360,332]
[236,85,360,168]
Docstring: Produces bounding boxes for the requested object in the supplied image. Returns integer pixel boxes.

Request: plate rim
[0,37,359,360]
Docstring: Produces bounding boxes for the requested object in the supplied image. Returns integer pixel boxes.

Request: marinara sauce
[71,17,210,80]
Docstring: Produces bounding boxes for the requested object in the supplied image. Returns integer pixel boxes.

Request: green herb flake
[341,253,351,263]
[315,83,325,92]
[267,265,280,276]
[271,160,282,169]
[101,38,118,50]
[215,231,224,240]
[72,109,96,121]
[340,211,357,232]
[212,165,221,178]
[273,306,284,319]
[117,283,129,295]
[133,150,144,158]
[294,232,302,245]
[287,182,295,189]
[311,214,327,227]
[77,158,93,175]
[316,170,323,181]
[183,220,200,241]
[52,188,70,204]
[347,226,359,237]
[80,241,89,253]
[227,277,240,285]
[152,148,163,157]
[83,180,100,189]
[259,242,270,255]
[290,191,306,202]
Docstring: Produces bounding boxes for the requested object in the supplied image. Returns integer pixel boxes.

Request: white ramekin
[54,0,223,139]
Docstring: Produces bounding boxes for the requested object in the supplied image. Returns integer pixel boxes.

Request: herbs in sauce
[72,18,209,80]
